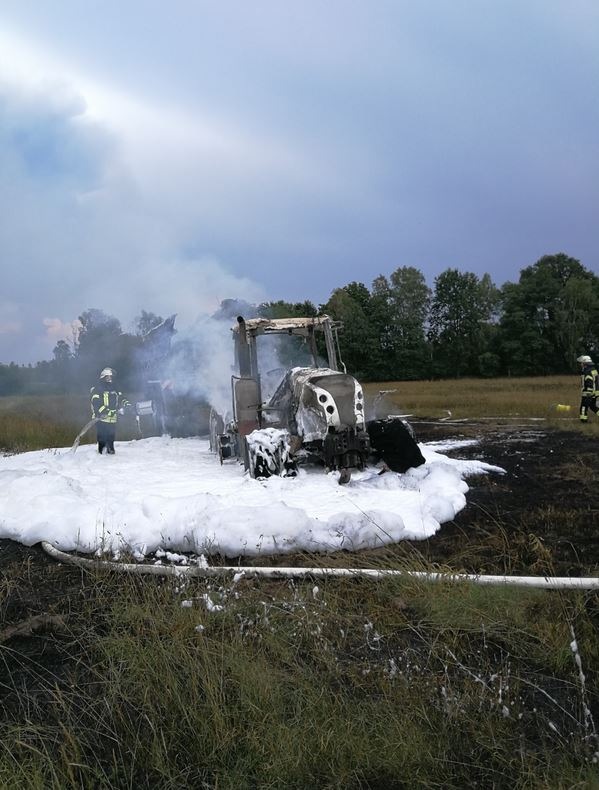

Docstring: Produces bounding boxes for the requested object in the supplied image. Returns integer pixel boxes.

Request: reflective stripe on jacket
[90,386,131,424]
[581,365,599,396]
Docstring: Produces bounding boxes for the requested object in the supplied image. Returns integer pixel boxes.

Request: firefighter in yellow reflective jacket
[577,354,599,423]
[90,368,131,454]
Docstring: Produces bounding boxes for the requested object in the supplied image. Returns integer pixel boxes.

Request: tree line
[1,252,598,397]
[0,309,167,396]
[262,253,599,380]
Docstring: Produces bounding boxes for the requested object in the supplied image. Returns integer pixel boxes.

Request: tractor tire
[338,468,352,485]
[366,417,425,473]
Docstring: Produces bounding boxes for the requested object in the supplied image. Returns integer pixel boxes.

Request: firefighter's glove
[118,408,125,416]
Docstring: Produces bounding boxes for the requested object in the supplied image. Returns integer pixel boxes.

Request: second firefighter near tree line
[577,354,599,423]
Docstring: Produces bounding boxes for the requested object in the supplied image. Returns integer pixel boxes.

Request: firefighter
[90,367,131,454]
[577,354,599,423]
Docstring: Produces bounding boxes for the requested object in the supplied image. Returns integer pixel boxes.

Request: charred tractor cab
[210,315,425,484]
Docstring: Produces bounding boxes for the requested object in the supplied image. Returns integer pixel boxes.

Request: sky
[0,434,502,556]
[1,0,598,363]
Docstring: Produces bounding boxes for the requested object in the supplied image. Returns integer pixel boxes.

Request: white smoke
[0,68,268,363]
[155,312,325,421]
[164,316,237,418]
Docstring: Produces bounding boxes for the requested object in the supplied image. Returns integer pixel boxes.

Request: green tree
[498,253,599,374]
[428,269,497,377]
[53,339,72,363]
[258,300,318,319]
[134,310,164,336]
[75,309,122,354]
[556,277,599,363]
[49,339,74,393]
[323,285,376,380]
[74,308,125,385]
[373,267,431,380]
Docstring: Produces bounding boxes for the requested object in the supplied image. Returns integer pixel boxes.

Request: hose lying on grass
[41,541,599,589]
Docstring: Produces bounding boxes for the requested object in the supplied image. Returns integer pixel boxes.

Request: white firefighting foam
[0,437,503,557]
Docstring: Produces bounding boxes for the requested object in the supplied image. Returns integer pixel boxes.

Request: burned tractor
[210,315,425,483]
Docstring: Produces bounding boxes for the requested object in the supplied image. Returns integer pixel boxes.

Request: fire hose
[40,542,599,589]
[71,405,139,453]
[70,417,102,453]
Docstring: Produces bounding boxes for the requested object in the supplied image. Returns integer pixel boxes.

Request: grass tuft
[0,563,598,787]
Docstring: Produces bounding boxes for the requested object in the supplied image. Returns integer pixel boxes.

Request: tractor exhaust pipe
[236,316,252,377]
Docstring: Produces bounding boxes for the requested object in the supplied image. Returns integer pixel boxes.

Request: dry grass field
[1,378,599,788]
[364,374,586,423]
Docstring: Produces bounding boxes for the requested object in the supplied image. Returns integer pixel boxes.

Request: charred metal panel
[232,377,261,436]
[309,374,357,427]
[323,319,338,371]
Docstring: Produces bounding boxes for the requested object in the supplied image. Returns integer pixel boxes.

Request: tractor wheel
[366,417,425,473]
[338,468,352,485]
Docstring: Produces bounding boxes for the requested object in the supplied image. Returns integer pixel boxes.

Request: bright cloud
[43,318,82,344]
[0,3,598,364]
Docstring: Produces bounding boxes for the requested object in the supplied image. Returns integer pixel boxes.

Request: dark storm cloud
[0,1,598,361]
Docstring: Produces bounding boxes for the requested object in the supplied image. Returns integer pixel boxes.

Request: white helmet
[100,367,114,379]
[577,355,593,365]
